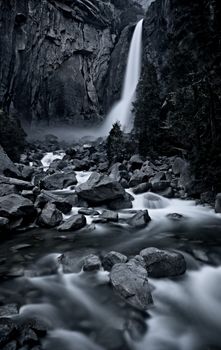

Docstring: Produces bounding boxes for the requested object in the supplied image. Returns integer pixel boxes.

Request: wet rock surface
[57,214,87,232]
[110,259,153,310]
[76,172,126,204]
[140,247,186,278]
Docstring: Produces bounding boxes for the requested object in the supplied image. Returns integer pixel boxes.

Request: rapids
[1,164,221,350]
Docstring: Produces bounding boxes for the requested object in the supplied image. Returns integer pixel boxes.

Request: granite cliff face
[0,0,143,127]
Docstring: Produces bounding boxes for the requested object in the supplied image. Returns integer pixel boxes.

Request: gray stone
[132,182,152,194]
[40,171,77,190]
[76,172,126,204]
[172,157,187,175]
[166,213,184,221]
[102,251,127,271]
[128,210,151,228]
[0,145,20,178]
[0,194,36,220]
[150,171,166,184]
[109,162,129,182]
[129,170,149,188]
[0,176,34,191]
[129,155,143,170]
[78,208,99,216]
[0,184,17,197]
[107,192,133,210]
[140,247,186,278]
[110,259,153,310]
[99,210,118,222]
[35,191,72,214]
[83,254,101,272]
[38,203,63,228]
[57,214,86,232]
[17,164,35,181]
[152,181,171,193]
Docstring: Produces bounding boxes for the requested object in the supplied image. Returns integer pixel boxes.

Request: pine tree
[106,122,125,164]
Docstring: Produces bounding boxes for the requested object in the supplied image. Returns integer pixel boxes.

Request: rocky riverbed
[0,136,221,350]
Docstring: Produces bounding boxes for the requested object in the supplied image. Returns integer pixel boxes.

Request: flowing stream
[1,158,221,350]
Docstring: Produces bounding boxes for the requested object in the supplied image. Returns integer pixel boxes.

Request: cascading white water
[101,19,144,135]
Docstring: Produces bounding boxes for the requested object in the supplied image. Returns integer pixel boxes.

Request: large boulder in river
[57,214,86,232]
[102,251,127,271]
[0,194,36,221]
[140,247,186,278]
[75,172,126,204]
[38,203,63,228]
[83,254,102,272]
[35,191,72,214]
[110,259,153,310]
[128,210,151,228]
[0,145,20,178]
[40,171,77,190]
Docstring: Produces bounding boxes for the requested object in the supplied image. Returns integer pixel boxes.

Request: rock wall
[0,0,143,127]
[136,0,221,124]
[134,0,221,190]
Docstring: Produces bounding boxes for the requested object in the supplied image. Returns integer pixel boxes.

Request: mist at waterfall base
[1,154,221,350]
[26,19,143,142]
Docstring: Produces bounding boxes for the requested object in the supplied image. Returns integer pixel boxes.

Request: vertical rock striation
[0,0,143,127]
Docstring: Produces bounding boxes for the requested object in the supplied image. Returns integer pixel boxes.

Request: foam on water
[41,152,65,170]
[136,266,221,350]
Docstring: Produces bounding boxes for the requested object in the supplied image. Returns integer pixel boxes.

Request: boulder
[40,171,77,190]
[38,203,63,228]
[57,214,86,232]
[83,254,101,272]
[152,181,171,193]
[0,176,34,191]
[215,193,221,213]
[132,182,152,194]
[72,158,91,171]
[35,191,72,214]
[110,259,153,310]
[102,251,127,271]
[128,210,151,228]
[0,194,36,221]
[141,161,155,177]
[99,210,118,222]
[0,145,20,178]
[172,157,187,175]
[140,247,186,277]
[17,164,35,181]
[78,208,99,216]
[107,192,133,210]
[129,155,143,170]
[150,171,166,184]
[76,172,126,204]
[109,162,129,182]
[21,190,36,202]
[0,184,17,197]
[129,170,149,188]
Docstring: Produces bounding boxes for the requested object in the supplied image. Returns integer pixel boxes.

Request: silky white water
[100,19,144,135]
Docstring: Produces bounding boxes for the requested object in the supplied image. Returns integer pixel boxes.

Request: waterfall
[101,19,144,135]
